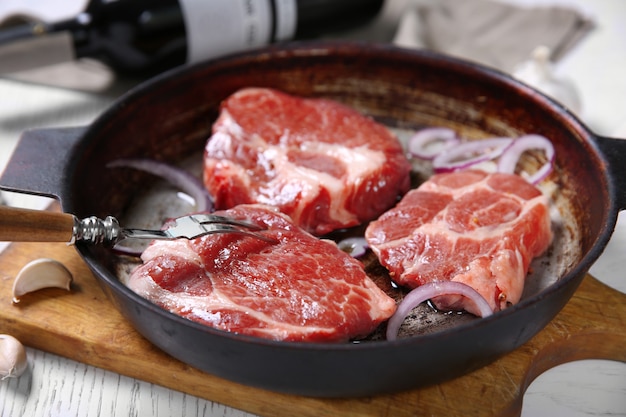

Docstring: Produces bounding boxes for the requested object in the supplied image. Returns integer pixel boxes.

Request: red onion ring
[386,281,494,341]
[337,237,369,258]
[497,134,555,184]
[107,158,213,212]
[408,127,460,160]
[432,138,514,173]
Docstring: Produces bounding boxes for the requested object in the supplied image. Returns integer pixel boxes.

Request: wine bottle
[0,0,384,77]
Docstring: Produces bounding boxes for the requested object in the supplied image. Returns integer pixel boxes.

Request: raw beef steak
[203,88,411,236]
[127,204,396,342]
[365,170,553,314]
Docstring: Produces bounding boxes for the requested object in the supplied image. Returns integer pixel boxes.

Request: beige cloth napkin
[394,0,594,72]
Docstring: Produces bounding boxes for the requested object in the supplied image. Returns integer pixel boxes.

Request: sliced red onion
[386,281,493,341]
[432,137,514,173]
[497,134,555,184]
[107,158,213,212]
[337,237,369,258]
[408,127,460,160]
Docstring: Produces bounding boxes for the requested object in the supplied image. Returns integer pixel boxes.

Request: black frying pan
[2,42,625,397]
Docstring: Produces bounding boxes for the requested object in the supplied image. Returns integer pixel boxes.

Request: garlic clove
[0,334,27,379]
[12,258,73,304]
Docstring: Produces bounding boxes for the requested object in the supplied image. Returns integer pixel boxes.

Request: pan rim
[73,41,618,352]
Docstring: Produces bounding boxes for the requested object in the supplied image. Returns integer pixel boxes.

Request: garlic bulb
[0,334,27,379]
[12,258,73,304]
[513,45,582,114]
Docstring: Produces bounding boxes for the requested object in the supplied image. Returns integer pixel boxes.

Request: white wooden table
[1,0,625,416]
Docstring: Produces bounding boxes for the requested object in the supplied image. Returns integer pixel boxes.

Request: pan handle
[595,135,626,211]
[0,127,87,201]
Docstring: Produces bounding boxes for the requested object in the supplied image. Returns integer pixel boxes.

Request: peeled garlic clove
[12,258,73,304]
[0,334,27,379]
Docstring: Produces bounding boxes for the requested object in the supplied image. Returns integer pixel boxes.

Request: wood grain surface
[0,206,75,242]
[0,238,624,417]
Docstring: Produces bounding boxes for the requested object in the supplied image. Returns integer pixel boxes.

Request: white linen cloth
[393,0,594,72]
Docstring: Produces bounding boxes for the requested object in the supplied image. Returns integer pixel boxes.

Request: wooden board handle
[0,205,75,242]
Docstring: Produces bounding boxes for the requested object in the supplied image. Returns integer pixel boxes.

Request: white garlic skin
[0,334,27,379]
[513,45,582,115]
[12,258,73,304]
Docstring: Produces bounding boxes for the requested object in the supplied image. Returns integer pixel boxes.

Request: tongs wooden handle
[0,206,74,242]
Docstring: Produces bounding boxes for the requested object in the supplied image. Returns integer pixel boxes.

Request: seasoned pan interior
[72,43,600,335]
[110,124,578,338]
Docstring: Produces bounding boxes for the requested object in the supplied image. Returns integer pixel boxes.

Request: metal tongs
[0,206,275,246]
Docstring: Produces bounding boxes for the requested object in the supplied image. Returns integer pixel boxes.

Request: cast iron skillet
[2,42,626,397]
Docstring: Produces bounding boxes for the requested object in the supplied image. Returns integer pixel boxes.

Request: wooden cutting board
[0,238,624,417]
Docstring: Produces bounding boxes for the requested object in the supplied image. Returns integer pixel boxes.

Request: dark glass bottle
[0,0,384,77]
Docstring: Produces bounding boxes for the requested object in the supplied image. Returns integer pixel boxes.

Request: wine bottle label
[273,0,297,42]
[179,0,297,64]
